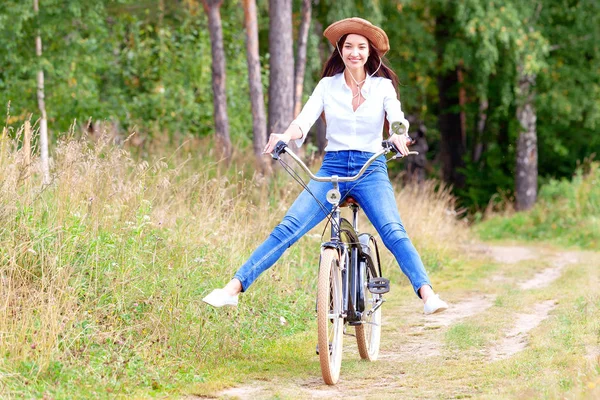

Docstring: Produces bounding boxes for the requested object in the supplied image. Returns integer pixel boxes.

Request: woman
[203,17,448,315]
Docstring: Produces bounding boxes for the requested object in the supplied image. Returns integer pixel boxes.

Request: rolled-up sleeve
[382,79,410,136]
[291,78,326,147]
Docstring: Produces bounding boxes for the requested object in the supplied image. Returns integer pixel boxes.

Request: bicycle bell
[326,189,341,205]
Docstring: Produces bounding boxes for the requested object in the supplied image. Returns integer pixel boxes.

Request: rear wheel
[317,248,344,385]
[355,238,382,361]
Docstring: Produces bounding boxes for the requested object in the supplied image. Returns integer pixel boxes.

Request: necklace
[335,40,383,109]
[352,82,363,99]
[352,82,364,110]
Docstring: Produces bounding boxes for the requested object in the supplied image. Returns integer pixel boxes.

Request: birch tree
[202,0,232,162]
[293,0,312,118]
[515,67,538,210]
[513,4,548,211]
[33,0,50,184]
[242,0,270,174]
[267,0,294,138]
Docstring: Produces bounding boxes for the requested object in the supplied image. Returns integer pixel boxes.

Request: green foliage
[1,0,599,210]
[0,0,253,141]
[476,162,600,249]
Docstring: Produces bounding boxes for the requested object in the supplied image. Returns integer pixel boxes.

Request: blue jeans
[234,150,432,298]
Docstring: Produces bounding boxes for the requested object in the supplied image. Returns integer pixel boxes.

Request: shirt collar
[337,71,373,97]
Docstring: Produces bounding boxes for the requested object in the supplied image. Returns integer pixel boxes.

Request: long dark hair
[321,33,400,98]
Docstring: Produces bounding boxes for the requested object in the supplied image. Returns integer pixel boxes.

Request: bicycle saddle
[339,196,359,208]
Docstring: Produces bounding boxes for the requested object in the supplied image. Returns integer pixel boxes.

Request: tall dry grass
[0,125,467,396]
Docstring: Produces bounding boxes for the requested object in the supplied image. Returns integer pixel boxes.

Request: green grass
[475,162,600,250]
[445,323,487,350]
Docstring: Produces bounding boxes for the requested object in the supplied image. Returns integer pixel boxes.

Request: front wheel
[355,237,382,361]
[317,248,344,385]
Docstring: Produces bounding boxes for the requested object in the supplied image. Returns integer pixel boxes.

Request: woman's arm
[263,78,328,154]
[262,124,303,154]
[383,79,412,155]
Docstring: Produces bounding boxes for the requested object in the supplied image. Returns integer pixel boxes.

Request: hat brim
[323,17,390,55]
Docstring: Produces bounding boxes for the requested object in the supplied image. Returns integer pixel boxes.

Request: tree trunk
[473,97,488,163]
[312,18,328,153]
[23,120,32,167]
[242,0,271,174]
[33,0,50,185]
[436,15,465,189]
[268,0,294,136]
[457,61,467,149]
[515,68,538,211]
[293,0,312,118]
[437,70,465,188]
[202,0,232,162]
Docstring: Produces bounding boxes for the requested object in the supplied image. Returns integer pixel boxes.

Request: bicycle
[271,137,417,385]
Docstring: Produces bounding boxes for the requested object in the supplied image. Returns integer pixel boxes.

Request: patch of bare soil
[426,295,496,327]
[479,244,537,264]
[489,300,557,361]
[519,252,579,290]
[217,387,262,399]
[380,295,496,363]
[587,346,600,364]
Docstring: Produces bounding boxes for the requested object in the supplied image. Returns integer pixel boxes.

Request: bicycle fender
[358,233,383,278]
[321,241,342,251]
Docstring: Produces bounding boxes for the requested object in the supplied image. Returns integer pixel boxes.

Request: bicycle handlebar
[271,140,418,183]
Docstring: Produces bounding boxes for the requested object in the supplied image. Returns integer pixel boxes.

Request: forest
[2,0,598,211]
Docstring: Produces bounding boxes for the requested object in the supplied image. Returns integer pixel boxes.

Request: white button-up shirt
[292,72,410,153]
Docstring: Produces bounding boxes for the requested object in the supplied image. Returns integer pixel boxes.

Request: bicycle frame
[272,140,414,323]
[322,203,366,323]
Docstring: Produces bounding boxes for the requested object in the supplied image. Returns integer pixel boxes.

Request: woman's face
[342,34,370,71]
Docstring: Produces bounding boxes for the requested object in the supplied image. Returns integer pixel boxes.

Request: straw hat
[323,17,390,55]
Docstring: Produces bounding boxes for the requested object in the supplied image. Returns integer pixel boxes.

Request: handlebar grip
[271,140,288,160]
[382,140,400,154]
[381,140,420,159]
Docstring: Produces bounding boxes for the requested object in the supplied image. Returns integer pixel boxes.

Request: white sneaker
[202,289,239,308]
[423,294,448,315]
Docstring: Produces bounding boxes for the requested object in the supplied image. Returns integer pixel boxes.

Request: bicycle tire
[317,248,344,385]
[355,237,382,361]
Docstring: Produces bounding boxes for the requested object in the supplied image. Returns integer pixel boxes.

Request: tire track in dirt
[518,252,579,290]
[380,294,495,362]
[481,245,537,264]
[486,247,579,361]
[489,300,557,361]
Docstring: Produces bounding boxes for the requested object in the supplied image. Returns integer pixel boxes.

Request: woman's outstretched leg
[203,178,333,307]
[352,164,448,313]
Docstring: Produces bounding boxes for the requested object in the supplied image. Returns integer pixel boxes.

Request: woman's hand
[388,133,412,156]
[263,132,292,154]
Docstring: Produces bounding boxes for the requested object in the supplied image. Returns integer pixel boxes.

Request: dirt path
[489,299,557,361]
[206,244,591,399]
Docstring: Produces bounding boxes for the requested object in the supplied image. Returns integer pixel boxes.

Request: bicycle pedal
[368,277,390,294]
